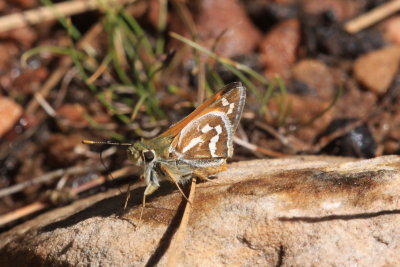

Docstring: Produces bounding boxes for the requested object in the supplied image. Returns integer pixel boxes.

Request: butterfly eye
[142,150,155,162]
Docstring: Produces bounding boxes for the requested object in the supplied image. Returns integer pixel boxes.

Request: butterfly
[84,82,246,222]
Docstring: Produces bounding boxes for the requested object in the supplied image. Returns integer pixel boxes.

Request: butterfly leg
[123,182,132,210]
[157,161,191,204]
[171,178,191,204]
[137,182,159,227]
[124,174,144,211]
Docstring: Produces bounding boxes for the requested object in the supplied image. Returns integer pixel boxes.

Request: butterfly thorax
[127,136,191,187]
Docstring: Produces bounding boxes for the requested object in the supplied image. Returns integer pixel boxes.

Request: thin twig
[344,0,400,34]
[196,60,206,106]
[0,201,48,227]
[53,68,77,108]
[171,0,198,38]
[26,56,73,114]
[86,54,113,85]
[169,31,266,99]
[0,166,137,227]
[0,165,103,198]
[233,136,288,158]
[311,82,400,153]
[26,22,103,114]
[311,120,365,152]
[33,92,57,117]
[254,120,290,147]
[0,0,136,33]
[71,166,136,194]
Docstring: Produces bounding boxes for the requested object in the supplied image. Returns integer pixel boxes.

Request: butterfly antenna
[82,140,132,146]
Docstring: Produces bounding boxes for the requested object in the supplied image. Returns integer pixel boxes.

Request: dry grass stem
[0,0,136,32]
[344,0,400,33]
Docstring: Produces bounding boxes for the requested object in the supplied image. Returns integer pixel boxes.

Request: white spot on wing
[209,125,222,157]
[201,124,213,133]
[182,136,203,153]
[209,136,218,157]
[227,103,235,114]
[214,125,222,134]
[221,97,229,106]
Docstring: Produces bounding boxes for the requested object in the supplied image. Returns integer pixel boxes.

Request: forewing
[167,83,246,159]
[159,82,246,138]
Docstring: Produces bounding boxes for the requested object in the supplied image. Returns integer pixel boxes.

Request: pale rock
[380,15,400,46]
[0,97,23,138]
[1,156,400,266]
[353,46,400,95]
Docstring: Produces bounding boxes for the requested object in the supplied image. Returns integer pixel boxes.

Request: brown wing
[166,82,246,159]
[171,110,232,158]
[159,82,246,138]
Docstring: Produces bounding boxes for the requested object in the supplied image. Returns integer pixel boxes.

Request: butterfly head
[128,140,163,192]
[128,141,157,166]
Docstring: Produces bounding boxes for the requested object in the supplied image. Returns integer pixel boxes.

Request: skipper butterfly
[84,82,246,222]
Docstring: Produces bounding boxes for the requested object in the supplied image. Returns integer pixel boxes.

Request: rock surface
[1,155,400,266]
